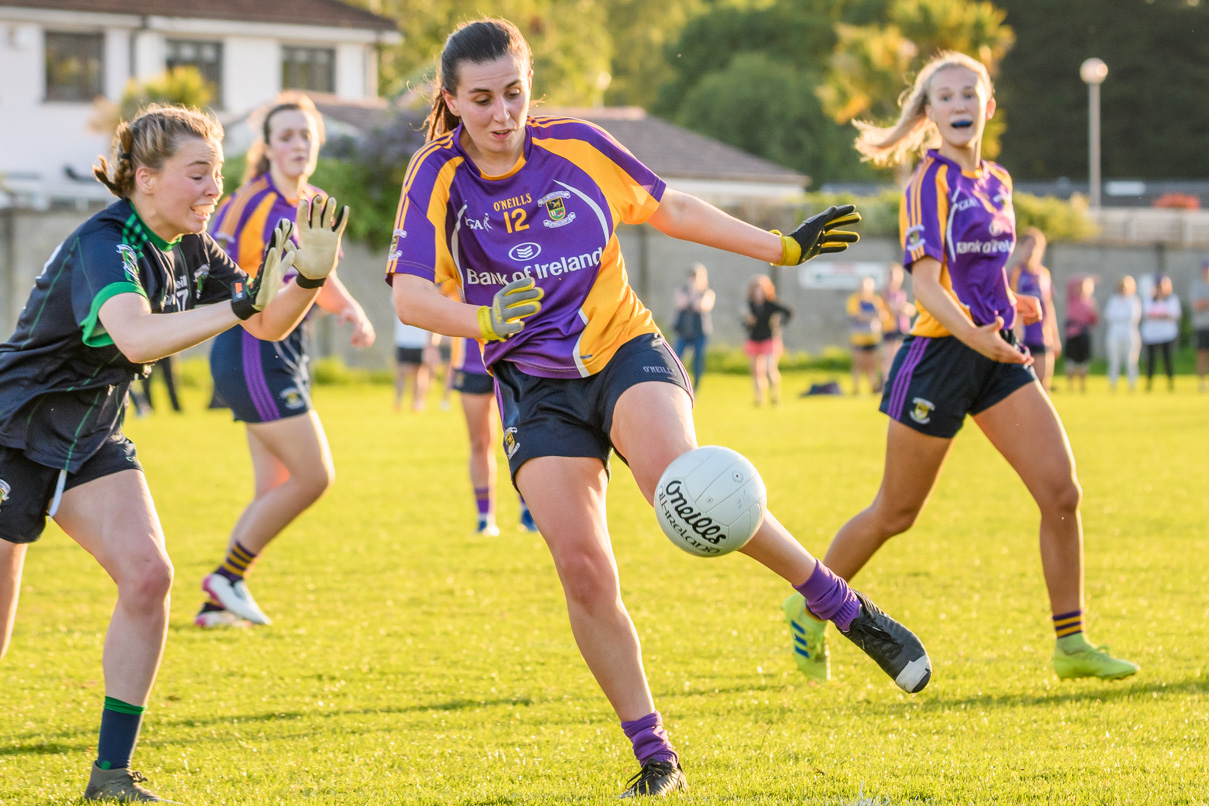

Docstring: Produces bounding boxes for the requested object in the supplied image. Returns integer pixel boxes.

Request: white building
[0,0,399,207]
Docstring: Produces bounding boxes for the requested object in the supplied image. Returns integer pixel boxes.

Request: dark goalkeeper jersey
[0,199,246,472]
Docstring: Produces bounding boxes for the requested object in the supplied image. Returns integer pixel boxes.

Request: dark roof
[555,107,806,186]
[1,0,398,31]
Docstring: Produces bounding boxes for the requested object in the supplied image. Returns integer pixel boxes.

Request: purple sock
[793,561,860,632]
[621,711,678,765]
[474,487,491,518]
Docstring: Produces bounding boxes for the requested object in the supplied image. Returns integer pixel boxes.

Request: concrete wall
[4,205,1205,368]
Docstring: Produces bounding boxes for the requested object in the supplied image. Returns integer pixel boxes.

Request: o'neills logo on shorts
[657,479,723,554]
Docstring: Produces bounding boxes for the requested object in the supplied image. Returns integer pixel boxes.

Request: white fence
[1090,208,1209,246]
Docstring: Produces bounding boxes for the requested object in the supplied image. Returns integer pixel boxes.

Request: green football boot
[1053,640,1140,681]
[782,593,830,682]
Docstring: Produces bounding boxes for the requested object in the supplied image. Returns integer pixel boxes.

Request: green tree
[600,0,705,107]
[345,0,612,106]
[91,66,215,134]
[996,0,1209,180]
[819,0,1014,160]
[670,52,865,186]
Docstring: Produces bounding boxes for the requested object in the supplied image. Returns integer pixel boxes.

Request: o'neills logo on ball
[658,479,725,554]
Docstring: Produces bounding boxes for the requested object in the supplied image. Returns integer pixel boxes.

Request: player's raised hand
[294,196,349,288]
[232,220,296,320]
[774,205,862,265]
[478,276,544,341]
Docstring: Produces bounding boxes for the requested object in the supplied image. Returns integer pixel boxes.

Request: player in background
[197,94,373,628]
[1008,228,1061,392]
[388,18,930,798]
[846,274,889,394]
[781,52,1138,685]
[448,336,537,535]
[879,263,915,382]
[0,104,346,801]
[393,318,438,412]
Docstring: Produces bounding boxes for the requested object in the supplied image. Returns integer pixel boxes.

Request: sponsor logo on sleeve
[116,244,140,282]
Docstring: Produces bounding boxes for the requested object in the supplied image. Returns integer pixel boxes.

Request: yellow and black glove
[477,276,544,342]
[232,220,295,320]
[773,204,861,266]
[293,196,349,288]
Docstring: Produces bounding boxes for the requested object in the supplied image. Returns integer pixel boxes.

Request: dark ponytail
[423,18,531,142]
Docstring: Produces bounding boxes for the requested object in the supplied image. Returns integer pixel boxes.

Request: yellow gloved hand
[293,196,349,288]
[232,220,295,320]
[477,276,544,342]
[773,205,862,266]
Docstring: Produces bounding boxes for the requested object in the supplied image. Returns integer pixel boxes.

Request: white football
[654,446,767,557]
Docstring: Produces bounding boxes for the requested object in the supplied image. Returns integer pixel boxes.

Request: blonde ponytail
[854,51,993,167]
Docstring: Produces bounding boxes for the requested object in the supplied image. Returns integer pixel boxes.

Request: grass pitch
[1,372,1206,804]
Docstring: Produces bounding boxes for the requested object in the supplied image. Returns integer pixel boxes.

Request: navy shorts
[1196,329,1209,350]
[453,370,495,395]
[493,334,693,485]
[211,326,311,424]
[395,346,424,365]
[0,434,142,544]
[879,333,1037,439]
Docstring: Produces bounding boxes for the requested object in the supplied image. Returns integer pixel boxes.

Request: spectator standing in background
[671,263,715,391]
[1103,275,1142,392]
[743,274,793,407]
[1064,275,1098,393]
[879,263,915,382]
[1141,274,1181,392]
[1192,261,1209,392]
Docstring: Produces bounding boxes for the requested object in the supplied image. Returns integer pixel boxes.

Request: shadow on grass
[855,675,1207,715]
[0,693,545,756]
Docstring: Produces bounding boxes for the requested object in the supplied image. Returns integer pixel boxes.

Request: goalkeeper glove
[293,196,349,288]
[477,276,544,342]
[773,205,861,265]
[232,220,295,320]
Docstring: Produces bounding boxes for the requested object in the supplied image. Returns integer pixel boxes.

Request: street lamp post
[1080,58,1108,209]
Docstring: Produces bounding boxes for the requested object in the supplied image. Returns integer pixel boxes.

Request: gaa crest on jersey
[909,397,935,425]
[116,244,140,282]
[389,228,407,262]
[193,264,211,299]
[280,387,305,410]
[539,191,575,229]
[503,426,520,459]
[905,225,925,252]
[0,478,10,507]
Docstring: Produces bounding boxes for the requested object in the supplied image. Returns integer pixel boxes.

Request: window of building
[45,31,104,101]
[282,46,335,93]
[166,39,223,107]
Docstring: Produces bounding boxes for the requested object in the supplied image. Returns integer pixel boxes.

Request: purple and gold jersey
[1009,264,1052,347]
[901,149,1016,338]
[210,173,322,276]
[452,337,487,376]
[387,116,666,379]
